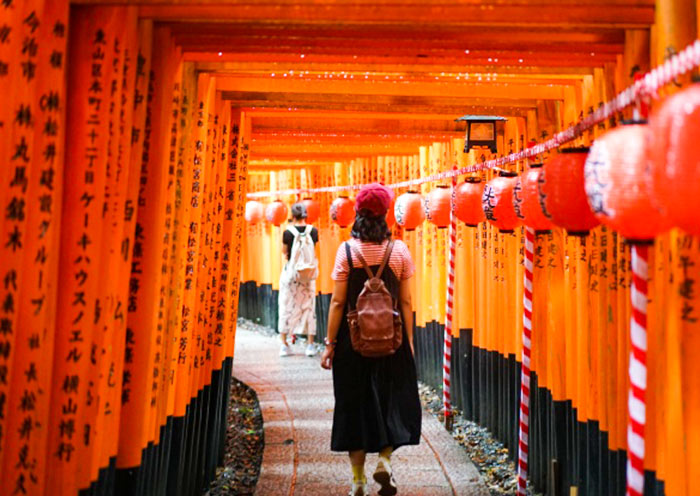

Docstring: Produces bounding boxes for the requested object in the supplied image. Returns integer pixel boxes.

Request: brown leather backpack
[346,241,403,358]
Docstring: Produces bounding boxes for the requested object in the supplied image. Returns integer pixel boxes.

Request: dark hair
[351,209,391,243]
[291,202,307,221]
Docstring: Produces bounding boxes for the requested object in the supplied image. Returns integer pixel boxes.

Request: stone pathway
[233,328,489,496]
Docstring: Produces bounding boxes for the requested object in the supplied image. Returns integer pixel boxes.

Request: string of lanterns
[246,39,700,204]
[244,65,700,240]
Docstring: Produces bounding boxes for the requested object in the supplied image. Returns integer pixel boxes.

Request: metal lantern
[456,115,507,154]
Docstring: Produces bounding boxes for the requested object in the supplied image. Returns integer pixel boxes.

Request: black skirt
[330,253,422,453]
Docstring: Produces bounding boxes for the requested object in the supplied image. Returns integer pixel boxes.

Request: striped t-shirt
[331,239,415,281]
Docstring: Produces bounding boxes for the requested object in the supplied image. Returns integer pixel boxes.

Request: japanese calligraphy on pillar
[0,0,43,466]
[80,18,128,488]
[227,114,250,358]
[115,18,152,472]
[46,8,115,495]
[173,73,214,419]
[219,109,241,358]
[150,61,182,443]
[0,2,67,494]
[119,25,178,469]
[161,60,195,424]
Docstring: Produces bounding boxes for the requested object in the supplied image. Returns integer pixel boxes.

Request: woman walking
[321,183,421,496]
[279,202,319,357]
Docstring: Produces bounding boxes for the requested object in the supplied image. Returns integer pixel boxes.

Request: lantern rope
[517,227,535,496]
[627,244,648,496]
[247,38,700,199]
[442,167,458,425]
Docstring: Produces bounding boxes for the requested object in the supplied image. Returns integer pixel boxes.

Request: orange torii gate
[0,2,700,496]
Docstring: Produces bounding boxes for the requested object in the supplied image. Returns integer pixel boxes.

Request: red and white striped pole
[443,167,458,428]
[517,227,535,495]
[627,244,648,496]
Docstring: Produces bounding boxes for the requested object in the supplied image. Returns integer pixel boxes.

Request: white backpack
[287,225,318,283]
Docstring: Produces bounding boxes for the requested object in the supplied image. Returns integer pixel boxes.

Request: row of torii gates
[1,1,700,496]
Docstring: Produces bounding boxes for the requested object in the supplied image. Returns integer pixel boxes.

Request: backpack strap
[286,225,299,238]
[376,240,395,279]
[349,242,376,280]
[344,241,354,271]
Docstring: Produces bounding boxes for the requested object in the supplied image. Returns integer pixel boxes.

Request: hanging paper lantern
[386,201,396,228]
[330,196,355,227]
[455,177,485,227]
[648,84,700,236]
[301,197,320,224]
[244,200,264,224]
[585,123,669,242]
[539,148,600,236]
[513,164,553,233]
[482,171,522,233]
[424,185,452,228]
[394,191,425,231]
[265,200,288,226]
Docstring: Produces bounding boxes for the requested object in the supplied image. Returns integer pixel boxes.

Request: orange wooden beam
[251,118,466,134]
[188,51,617,67]
[133,4,654,27]
[176,38,623,56]
[243,108,526,120]
[216,76,568,100]
[197,61,596,77]
[165,22,627,47]
[251,132,463,145]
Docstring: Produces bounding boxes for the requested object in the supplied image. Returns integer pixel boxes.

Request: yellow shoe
[349,481,368,496]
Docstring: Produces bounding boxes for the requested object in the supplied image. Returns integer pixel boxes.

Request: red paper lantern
[265,200,288,226]
[330,196,355,227]
[648,84,700,236]
[482,171,522,233]
[455,177,485,227]
[513,164,553,233]
[539,148,600,236]
[244,200,264,224]
[424,185,452,228]
[394,191,425,231]
[301,197,320,224]
[386,201,396,228]
[585,123,669,242]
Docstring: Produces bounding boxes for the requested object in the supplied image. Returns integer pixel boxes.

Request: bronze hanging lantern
[456,114,506,154]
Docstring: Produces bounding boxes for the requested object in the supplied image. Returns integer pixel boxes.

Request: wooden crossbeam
[133,4,654,28]
[216,78,567,100]
[187,51,617,67]
[166,22,627,46]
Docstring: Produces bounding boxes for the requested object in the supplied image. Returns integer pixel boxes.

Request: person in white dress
[278,202,319,357]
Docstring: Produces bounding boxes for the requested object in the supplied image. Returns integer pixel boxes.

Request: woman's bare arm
[321,280,348,369]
